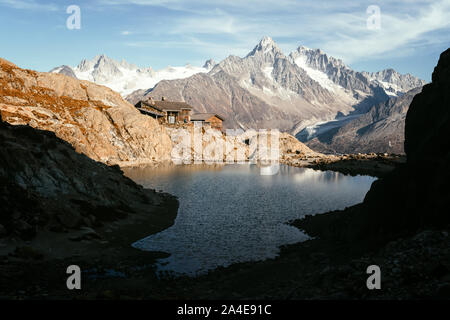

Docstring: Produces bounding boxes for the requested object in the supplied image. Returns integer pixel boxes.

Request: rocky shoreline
[282,152,404,178]
[305,153,405,178]
[2,205,448,300]
[0,197,179,300]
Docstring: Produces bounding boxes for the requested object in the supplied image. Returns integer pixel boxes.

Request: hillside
[0,58,172,166]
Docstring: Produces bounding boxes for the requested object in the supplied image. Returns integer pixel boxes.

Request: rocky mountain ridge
[305,87,423,154]
[362,69,426,96]
[125,37,425,134]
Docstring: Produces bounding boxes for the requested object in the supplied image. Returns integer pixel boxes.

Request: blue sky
[1,0,449,81]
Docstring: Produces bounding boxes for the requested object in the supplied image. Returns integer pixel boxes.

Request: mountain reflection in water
[123,164,376,276]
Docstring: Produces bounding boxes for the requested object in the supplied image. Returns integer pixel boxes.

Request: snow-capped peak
[49,39,426,102]
[259,36,275,47]
[120,58,138,71]
[290,46,346,71]
[288,46,350,94]
[203,59,216,70]
[247,36,283,58]
[51,55,210,96]
[361,68,426,96]
[288,46,425,97]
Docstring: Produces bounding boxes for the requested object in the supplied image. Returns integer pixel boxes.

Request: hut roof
[191,113,225,121]
[143,100,193,112]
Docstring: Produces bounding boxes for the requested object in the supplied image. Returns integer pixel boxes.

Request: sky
[1,0,449,81]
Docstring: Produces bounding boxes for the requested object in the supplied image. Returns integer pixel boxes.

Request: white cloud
[170,16,239,35]
[101,0,450,65]
[0,0,58,11]
[314,0,450,63]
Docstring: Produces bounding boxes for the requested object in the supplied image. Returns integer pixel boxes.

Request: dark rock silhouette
[298,48,450,246]
[367,48,450,238]
[405,48,450,160]
[0,118,176,240]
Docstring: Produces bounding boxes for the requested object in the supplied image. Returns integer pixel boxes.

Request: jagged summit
[246,36,283,58]
[361,69,426,96]
[290,45,346,70]
[77,54,135,73]
[203,59,216,70]
[259,36,276,47]
[78,54,113,72]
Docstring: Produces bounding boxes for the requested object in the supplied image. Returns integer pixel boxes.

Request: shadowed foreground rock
[0,115,177,240]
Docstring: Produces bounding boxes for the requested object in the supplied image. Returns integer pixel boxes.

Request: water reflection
[123,164,376,276]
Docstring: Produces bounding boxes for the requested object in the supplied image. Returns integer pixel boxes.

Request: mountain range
[304,87,422,154]
[50,55,212,96]
[51,37,426,153]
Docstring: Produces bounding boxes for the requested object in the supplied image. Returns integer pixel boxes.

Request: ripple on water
[123,164,376,276]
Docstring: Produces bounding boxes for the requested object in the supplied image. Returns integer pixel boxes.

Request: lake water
[123,164,376,276]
